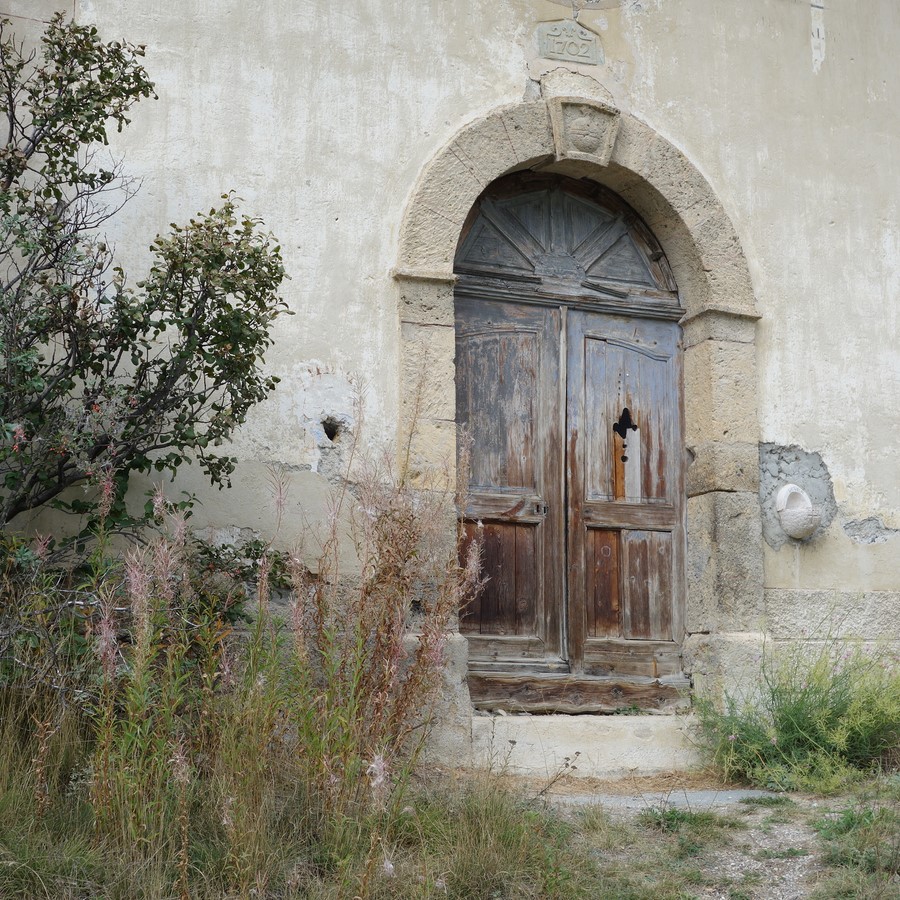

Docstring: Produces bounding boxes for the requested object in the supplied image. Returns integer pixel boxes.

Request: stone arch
[394,95,764,708]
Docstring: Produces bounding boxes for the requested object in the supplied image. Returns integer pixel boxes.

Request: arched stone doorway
[395,93,764,721]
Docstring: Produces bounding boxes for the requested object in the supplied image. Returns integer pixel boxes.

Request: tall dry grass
[0,416,482,897]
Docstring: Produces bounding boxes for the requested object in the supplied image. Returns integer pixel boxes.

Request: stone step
[471,713,701,779]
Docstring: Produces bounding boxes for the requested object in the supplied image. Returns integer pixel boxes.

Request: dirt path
[540,775,867,899]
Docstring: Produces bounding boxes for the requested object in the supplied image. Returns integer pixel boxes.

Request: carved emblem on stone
[536,20,603,66]
[548,97,620,167]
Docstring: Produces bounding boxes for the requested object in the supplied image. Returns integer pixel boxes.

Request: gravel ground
[542,775,850,899]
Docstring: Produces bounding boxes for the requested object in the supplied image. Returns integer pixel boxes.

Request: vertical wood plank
[515,525,537,636]
[639,353,672,503]
[463,333,503,488]
[496,524,517,635]
[583,337,612,500]
[622,531,652,640]
[624,424,642,501]
[584,527,596,638]
[564,309,585,670]
[477,524,518,636]
[502,333,536,488]
[478,524,501,634]
[459,522,481,634]
[588,528,620,637]
[649,531,673,641]
[542,305,564,659]
[620,348,642,503]
[608,344,630,502]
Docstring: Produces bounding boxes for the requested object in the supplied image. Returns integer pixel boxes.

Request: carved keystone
[548,96,620,167]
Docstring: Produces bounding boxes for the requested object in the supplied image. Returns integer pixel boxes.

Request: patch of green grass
[810,869,898,900]
[739,794,796,808]
[576,804,638,852]
[809,778,900,899]
[637,806,742,834]
[571,804,748,900]
[388,783,608,898]
[635,806,745,866]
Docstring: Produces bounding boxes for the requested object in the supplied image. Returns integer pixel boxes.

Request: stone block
[400,417,458,489]
[398,150,487,271]
[643,134,717,230]
[400,323,456,420]
[450,112,524,186]
[416,143,487,221]
[681,309,758,349]
[686,491,764,633]
[416,631,474,767]
[611,117,757,317]
[682,632,767,707]
[538,69,615,105]
[398,277,456,327]
[765,588,900,641]
[548,96,620,167]
[608,114,654,183]
[684,339,759,445]
[398,204,459,273]
[687,440,759,496]
[498,101,554,166]
[471,713,701,778]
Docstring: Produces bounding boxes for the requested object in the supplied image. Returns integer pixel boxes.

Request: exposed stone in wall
[759,443,837,549]
[843,516,900,545]
[765,588,900,640]
[317,417,354,485]
[682,631,767,706]
[686,491,765,633]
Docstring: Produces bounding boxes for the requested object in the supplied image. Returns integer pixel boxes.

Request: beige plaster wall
[8,1,900,622]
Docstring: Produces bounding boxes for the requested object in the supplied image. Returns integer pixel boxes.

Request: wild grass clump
[384,779,604,899]
[0,422,482,897]
[811,776,900,899]
[696,637,900,793]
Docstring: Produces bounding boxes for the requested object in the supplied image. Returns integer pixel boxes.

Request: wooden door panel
[459,521,538,638]
[581,329,676,504]
[582,639,685,678]
[622,530,674,641]
[585,528,620,638]
[456,298,565,669]
[466,671,688,713]
[457,331,538,491]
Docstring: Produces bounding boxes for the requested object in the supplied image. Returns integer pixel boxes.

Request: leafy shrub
[0,13,287,529]
[696,638,900,792]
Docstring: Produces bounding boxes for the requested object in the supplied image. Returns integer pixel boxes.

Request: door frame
[393,94,764,711]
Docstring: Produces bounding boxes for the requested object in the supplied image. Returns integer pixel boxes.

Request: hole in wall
[321,416,341,442]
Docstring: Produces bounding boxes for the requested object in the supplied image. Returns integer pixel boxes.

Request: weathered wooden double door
[455,174,687,712]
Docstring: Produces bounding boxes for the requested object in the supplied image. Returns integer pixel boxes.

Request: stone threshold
[471,712,701,779]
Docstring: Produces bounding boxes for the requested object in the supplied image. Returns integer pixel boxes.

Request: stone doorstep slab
[471,713,702,779]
